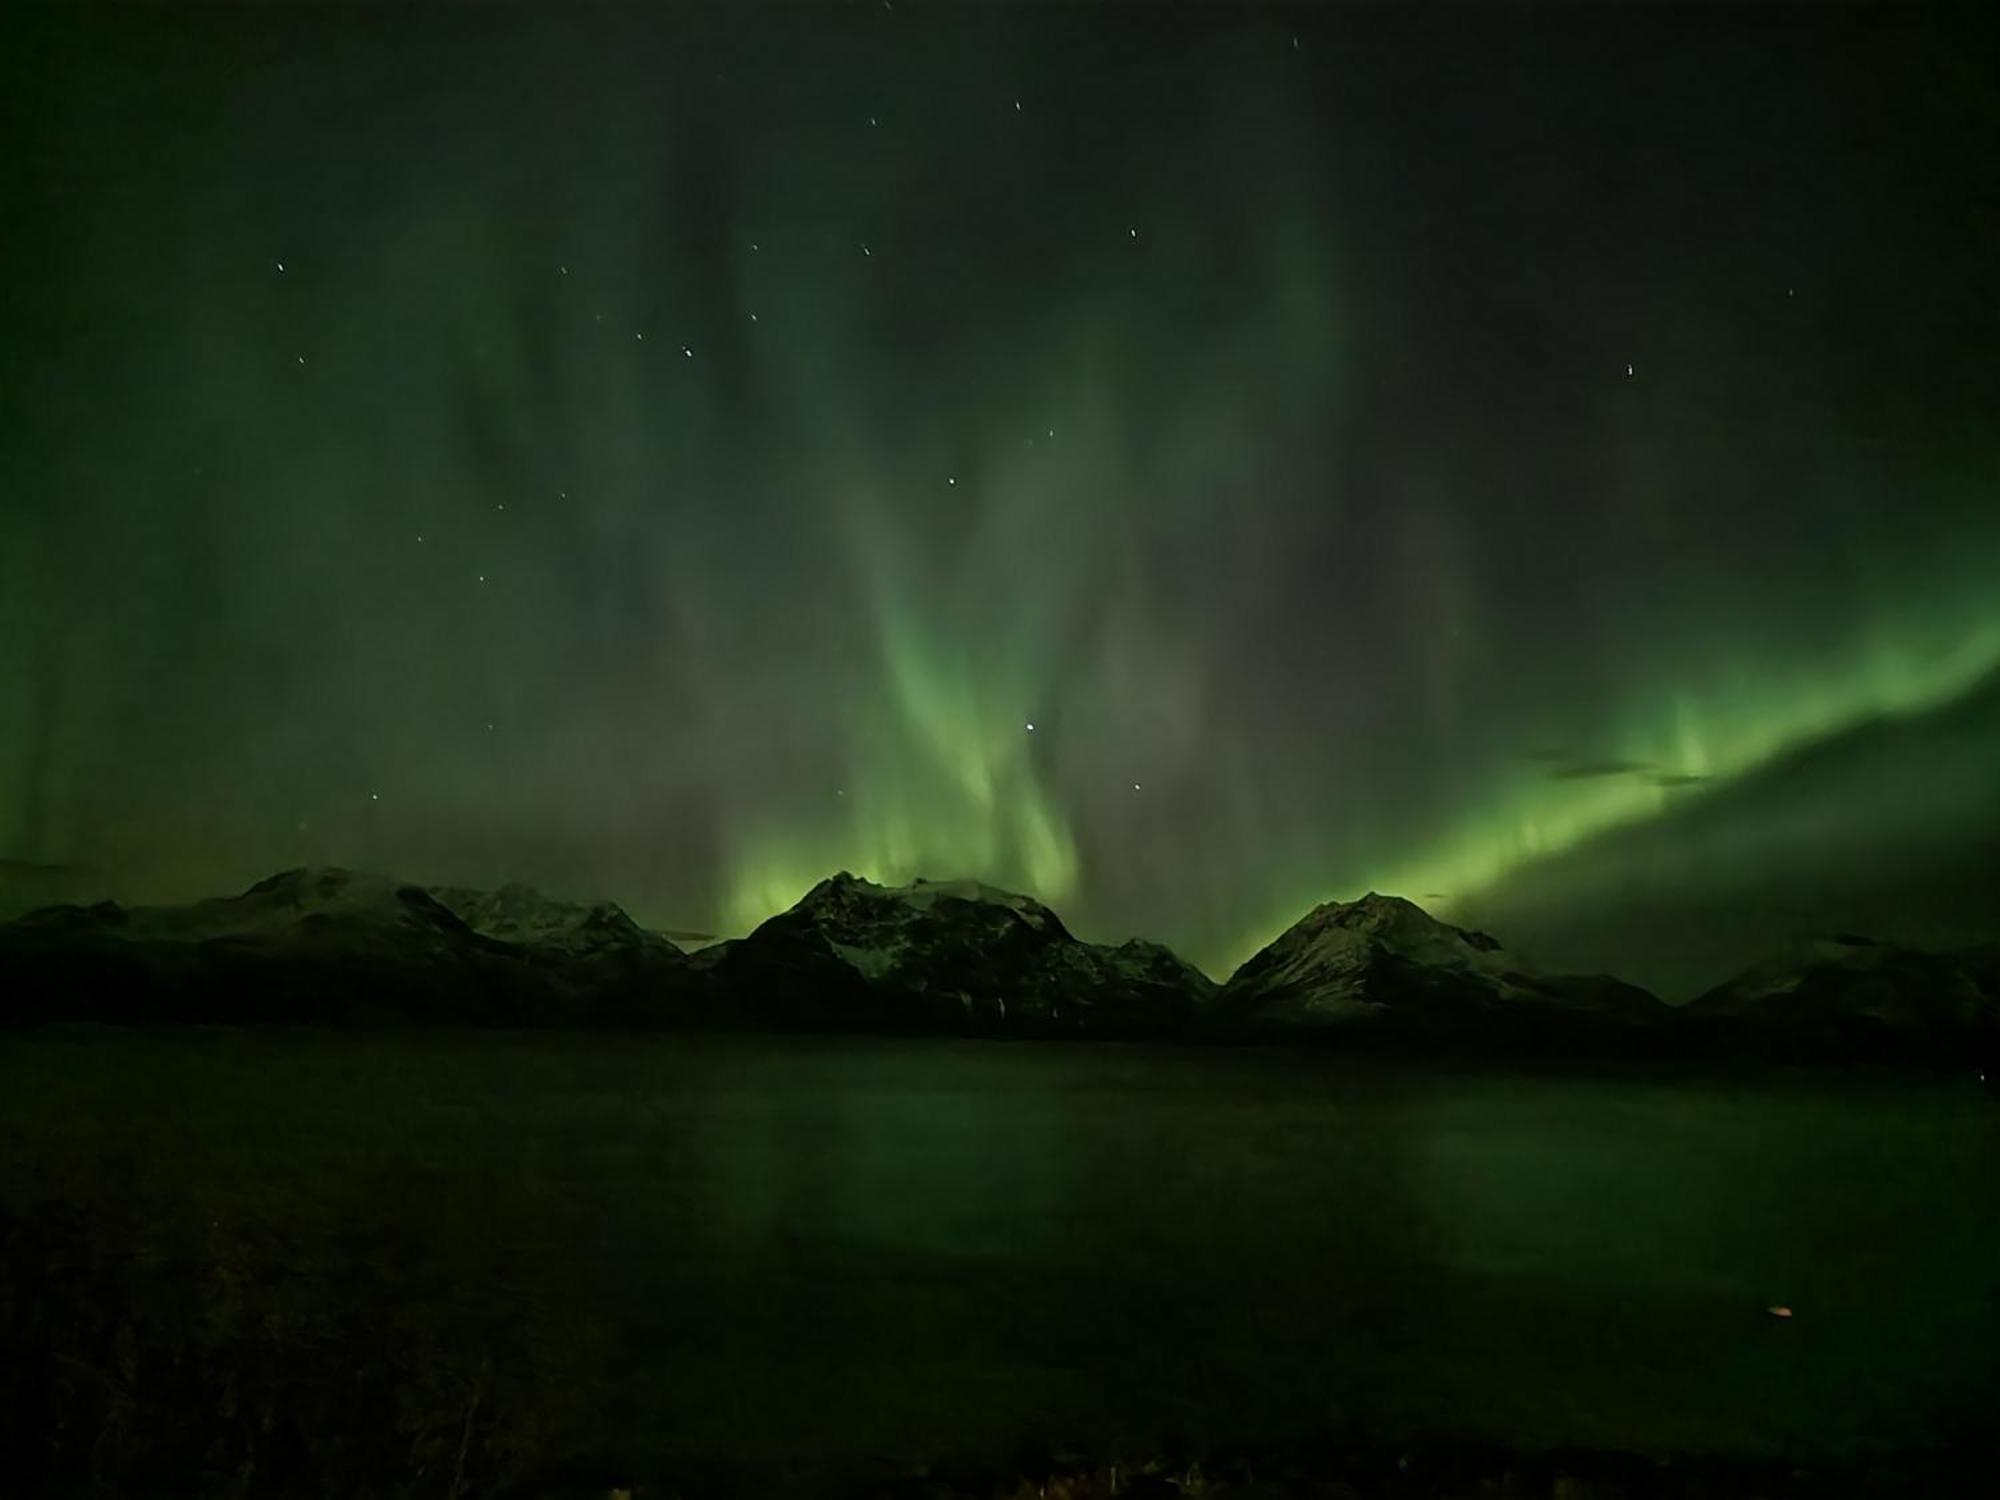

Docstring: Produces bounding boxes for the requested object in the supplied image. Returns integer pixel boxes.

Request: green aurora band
[718,562,2000,978]
[3,6,1998,991]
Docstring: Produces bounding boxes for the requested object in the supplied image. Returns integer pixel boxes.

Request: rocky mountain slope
[0,868,695,1027]
[429,880,685,970]
[712,873,1214,1035]
[3,868,1995,1064]
[1682,934,2000,1060]
[1215,892,1664,1045]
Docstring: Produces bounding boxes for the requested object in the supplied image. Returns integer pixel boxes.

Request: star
[477,573,486,583]
[1132,783,1142,791]
[682,345,693,357]
[370,793,379,802]
[947,476,957,486]
[1625,363,1634,377]
[862,243,872,257]
[1025,722,1035,731]
[496,503,505,511]
[869,116,878,127]
[749,313,758,323]
[416,534,424,543]
[296,355,306,365]
[636,332,644,341]
[1014,100,1022,111]
[559,265,568,275]
[1129,227,1138,239]
[275,261,285,272]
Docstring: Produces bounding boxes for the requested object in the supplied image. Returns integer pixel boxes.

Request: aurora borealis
[3,3,1997,994]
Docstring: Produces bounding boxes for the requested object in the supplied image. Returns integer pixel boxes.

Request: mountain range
[2,866,1994,1066]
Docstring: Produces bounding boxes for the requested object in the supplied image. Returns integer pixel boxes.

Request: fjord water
[4,1031,1995,1489]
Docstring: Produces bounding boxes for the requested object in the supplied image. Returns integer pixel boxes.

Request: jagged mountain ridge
[12,867,678,958]
[3,867,496,973]
[0,868,692,1027]
[712,872,1214,1034]
[1,866,1995,1064]
[429,880,682,961]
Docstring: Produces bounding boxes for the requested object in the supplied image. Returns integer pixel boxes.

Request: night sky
[4,3,1997,995]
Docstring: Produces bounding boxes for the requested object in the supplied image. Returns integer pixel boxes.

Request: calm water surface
[4,1030,1995,1487]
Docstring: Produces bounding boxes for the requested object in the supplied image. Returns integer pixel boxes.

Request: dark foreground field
[3,1030,1995,1496]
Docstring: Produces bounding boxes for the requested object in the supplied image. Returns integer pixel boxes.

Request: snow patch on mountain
[430,881,676,958]
[799,872,1055,927]
[1221,891,1654,1025]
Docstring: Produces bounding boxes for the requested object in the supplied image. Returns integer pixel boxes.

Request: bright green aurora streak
[3,6,1997,997]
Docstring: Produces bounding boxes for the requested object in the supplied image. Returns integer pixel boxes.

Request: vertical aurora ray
[721,597,1080,935]
[4,3,1997,982]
